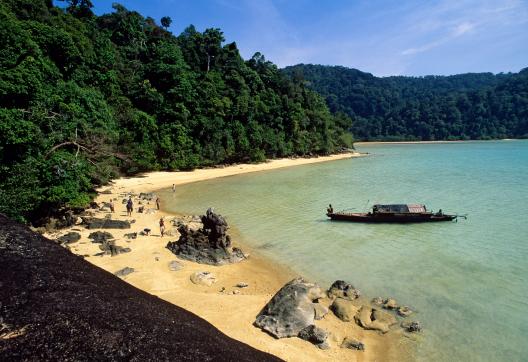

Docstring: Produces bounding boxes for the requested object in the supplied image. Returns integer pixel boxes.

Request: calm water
[160,141,528,361]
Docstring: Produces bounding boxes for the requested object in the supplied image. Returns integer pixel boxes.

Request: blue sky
[90,0,528,76]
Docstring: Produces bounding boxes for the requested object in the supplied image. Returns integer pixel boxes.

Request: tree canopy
[283,64,528,141]
[0,0,354,222]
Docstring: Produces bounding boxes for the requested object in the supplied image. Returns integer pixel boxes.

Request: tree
[160,16,172,29]
[59,0,94,17]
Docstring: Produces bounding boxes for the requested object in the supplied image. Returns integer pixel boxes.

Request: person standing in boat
[327,204,333,214]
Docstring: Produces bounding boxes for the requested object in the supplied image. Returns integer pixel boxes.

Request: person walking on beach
[172,184,176,193]
[109,200,115,213]
[156,196,161,210]
[126,197,133,217]
[159,217,165,237]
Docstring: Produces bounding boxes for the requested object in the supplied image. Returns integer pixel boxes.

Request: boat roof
[373,204,426,213]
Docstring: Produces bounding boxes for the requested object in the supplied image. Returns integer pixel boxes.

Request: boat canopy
[373,204,426,213]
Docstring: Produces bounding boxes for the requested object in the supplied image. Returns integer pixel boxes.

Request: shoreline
[355,139,524,145]
[48,152,408,361]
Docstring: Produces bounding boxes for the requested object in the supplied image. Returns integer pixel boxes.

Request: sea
[160,140,528,361]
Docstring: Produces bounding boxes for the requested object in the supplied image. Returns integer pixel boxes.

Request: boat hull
[327,212,456,223]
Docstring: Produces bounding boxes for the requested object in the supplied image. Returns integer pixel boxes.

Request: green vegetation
[0,0,353,222]
[283,64,528,141]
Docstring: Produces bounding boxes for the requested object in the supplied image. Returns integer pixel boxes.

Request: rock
[84,218,131,229]
[398,306,413,317]
[383,298,398,310]
[190,271,217,286]
[298,325,330,350]
[100,189,112,194]
[341,337,365,351]
[314,303,329,320]
[124,232,138,240]
[354,306,397,334]
[99,206,111,212]
[371,297,384,306]
[98,240,131,257]
[89,201,99,209]
[139,192,155,201]
[328,280,360,300]
[169,260,184,271]
[331,298,359,322]
[57,232,81,244]
[122,198,128,204]
[254,277,324,338]
[401,321,422,333]
[232,290,240,295]
[164,228,179,237]
[74,217,83,225]
[115,267,134,277]
[88,231,114,243]
[145,208,157,215]
[236,282,249,288]
[166,208,247,265]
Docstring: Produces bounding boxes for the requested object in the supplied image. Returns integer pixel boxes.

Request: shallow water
[160,141,528,361]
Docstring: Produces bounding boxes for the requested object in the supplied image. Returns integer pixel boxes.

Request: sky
[90,0,528,76]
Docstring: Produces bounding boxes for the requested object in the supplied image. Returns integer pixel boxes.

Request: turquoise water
[160,141,528,361]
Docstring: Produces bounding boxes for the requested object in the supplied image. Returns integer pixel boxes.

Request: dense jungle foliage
[0,0,354,222]
[283,64,528,141]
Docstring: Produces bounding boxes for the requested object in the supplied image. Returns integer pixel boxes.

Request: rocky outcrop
[354,306,397,334]
[328,280,360,300]
[255,277,324,338]
[166,208,247,265]
[298,325,329,349]
[330,298,359,322]
[57,232,81,244]
[83,217,131,229]
[0,214,280,361]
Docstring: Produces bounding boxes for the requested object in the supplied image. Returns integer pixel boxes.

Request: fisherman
[159,217,165,237]
[126,197,133,216]
[327,204,333,214]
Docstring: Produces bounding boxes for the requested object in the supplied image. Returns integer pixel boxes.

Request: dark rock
[166,208,247,265]
[84,218,131,229]
[254,277,324,338]
[139,192,155,201]
[168,260,184,271]
[328,280,360,300]
[88,231,114,243]
[298,325,329,349]
[0,214,279,361]
[341,337,365,351]
[98,240,131,256]
[124,232,138,240]
[57,232,81,244]
[236,282,249,288]
[114,267,134,277]
[100,190,112,194]
[330,298,359,322]
[401,321,422,333]
[89,201,100,209]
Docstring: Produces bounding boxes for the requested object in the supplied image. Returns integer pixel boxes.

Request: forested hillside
[283,64,528,141]
[0,0,353,222]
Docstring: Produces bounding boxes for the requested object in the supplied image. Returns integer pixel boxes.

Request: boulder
[314,303,329,320]
[398,306,413,317]
[401,321,422,333]
[254,277,324,338]
[84,218,131,229]
[298,325,329,350]
[371,297,384,306]
[124,232,138,240]
[166,208,247,265]
[236,282,249,288]
[89,202,99,209]
[354,306,397,334]
[168,260,184,271]
[88,231,114,243]
[330,298,359,322]
[341,337,365,351]
[115,267,134,277]
[98,240,131,257]
[190,271,216,286]
[383,298,398,310]
[328,280,360,300]
[57,232,81,244]
[164,228,179,237]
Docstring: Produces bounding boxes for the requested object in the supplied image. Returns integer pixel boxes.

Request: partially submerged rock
[398,306,413,317]
[298,325,330,350]
[328,280,361,300]
[190,271,217,286]
[330,298,359,322]
[341,337,365,351]
[57,232,81,244]
[115,267,134,277]
[401,321,422,333]
[354,306,397,334]
[383,298,398,310]
[166,208,247,265]
[254,277,324,338]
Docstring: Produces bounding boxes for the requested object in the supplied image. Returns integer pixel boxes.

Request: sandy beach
[48,152,409,362]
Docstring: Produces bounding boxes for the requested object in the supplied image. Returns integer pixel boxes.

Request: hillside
[283,64,528,141]
[0,0,354,223]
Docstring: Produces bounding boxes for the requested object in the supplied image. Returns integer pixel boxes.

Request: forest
[0,0,354,222]
[283,64,528,141]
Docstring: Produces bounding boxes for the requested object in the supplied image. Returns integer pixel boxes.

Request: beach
[48,152,406,362]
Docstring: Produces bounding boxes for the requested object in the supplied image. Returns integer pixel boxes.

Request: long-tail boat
[327,204,463,223]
